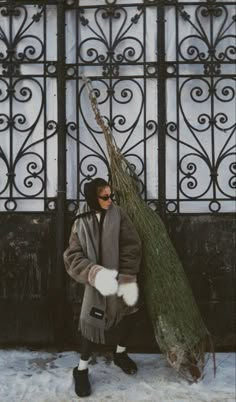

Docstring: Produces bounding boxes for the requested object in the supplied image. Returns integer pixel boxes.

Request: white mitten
[94,268,118,296]
[117,282,139,306]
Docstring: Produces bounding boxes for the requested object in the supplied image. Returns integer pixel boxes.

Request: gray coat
[63,203,142,344]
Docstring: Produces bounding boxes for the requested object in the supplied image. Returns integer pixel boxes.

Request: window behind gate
[0,0,235,215]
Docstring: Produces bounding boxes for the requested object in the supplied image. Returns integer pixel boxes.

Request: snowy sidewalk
[0,350,235,402]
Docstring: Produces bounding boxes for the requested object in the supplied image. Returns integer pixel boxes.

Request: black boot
[73,367,91,397]
[113,352,137,375]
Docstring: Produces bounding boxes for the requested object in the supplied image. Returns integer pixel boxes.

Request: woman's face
[97,186,113,210]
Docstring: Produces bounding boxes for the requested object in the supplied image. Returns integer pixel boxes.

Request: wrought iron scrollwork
[67,76,152,200]
[0,3,44,67]
[1,0,235,214]
[0,77,57,205]
[78,5,144,70]
[166,1,236,213]
[0,3,57,211]
[65,1,158,206]
[177,3,236,68]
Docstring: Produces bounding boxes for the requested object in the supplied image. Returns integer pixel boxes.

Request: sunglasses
[98,193,114,201]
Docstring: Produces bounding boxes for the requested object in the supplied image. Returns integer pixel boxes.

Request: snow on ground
[0,350,235,402]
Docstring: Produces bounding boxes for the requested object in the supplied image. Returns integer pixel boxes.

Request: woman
[63,177,142,397]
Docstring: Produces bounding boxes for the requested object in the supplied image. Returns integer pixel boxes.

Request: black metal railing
[0,0,235,215]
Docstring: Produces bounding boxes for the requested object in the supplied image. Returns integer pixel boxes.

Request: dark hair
[84,178,110,211]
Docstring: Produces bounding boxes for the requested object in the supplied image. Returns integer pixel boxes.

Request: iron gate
[0,0,235,346]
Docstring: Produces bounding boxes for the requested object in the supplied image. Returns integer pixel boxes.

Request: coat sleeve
[63,229,95,285]
[119,208,142,276]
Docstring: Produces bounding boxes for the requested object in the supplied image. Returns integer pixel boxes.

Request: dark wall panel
[166,214,236,350]
[0,214,235,350]
[0,214,55,344]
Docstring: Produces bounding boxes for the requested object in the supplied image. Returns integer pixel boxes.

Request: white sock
[116,345,126,354]
[77,358,89,371]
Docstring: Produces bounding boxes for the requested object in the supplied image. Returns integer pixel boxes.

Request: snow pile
[0,350,235,402]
